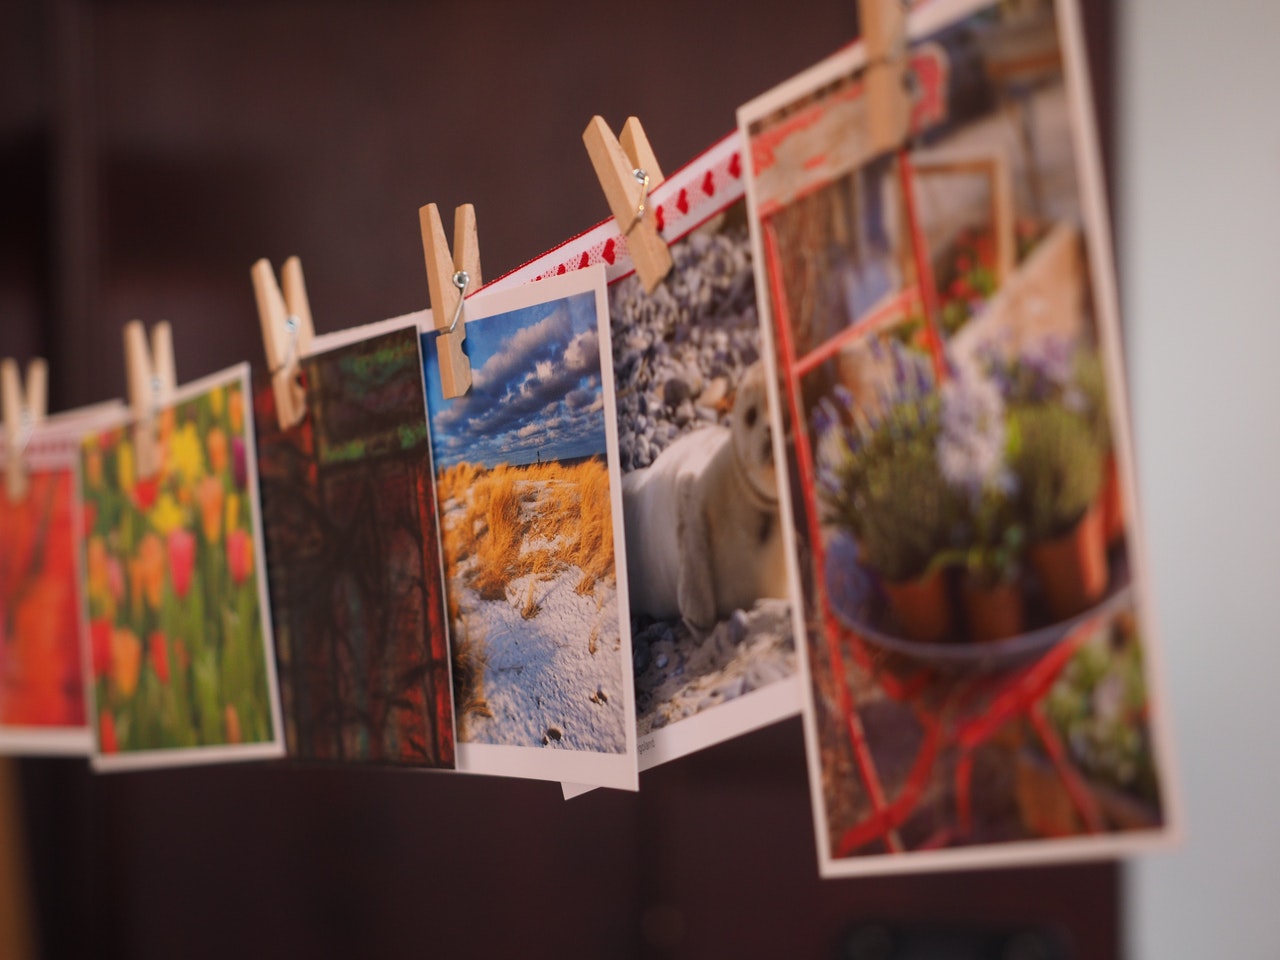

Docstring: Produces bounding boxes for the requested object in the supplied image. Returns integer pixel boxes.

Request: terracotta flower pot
[962,576,1025,643]
[1030,502,1108,621]
[882,567,952,643]
[1101,452,1125,546]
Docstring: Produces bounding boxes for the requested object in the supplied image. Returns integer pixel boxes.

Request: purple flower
[1020,334,1074,400]
[891,340,909,388]
[936,354,1012,504]
[833,384,855,411]
[232,436,247,490]
[913,359,933,398]
[812,403,832,435]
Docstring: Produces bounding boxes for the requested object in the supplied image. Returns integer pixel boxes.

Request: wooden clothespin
[860,0,912,154]
[123,321,176,481]
[420,203,482,400]
[251,256,315,429]
[1,358,48,502]
[583,116,672,294]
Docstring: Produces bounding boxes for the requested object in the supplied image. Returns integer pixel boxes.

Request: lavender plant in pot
[934,352,1027,642]
[976,333,1111,621]
[1010,401,1106,621]
[816,342,960,643]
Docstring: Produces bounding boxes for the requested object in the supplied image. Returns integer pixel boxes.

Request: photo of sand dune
[423,266,638,788]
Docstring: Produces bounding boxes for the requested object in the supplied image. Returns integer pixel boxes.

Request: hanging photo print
[484,133,799,776]
[0,405,121,755]
[80,366,284,770]
[738,0,1175,874]
[255,323,456,768]
[423,266,639,790]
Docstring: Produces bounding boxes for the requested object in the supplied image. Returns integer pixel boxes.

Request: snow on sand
[632,599,794,736]
[445,475,627,754]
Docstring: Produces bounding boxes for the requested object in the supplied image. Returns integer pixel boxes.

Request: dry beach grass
[439,458,617,729]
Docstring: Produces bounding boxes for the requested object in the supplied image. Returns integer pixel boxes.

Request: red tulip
[167,529,196,600]
[99,710,118,753]
[227,529,254,585]
[90,619,112,677]
[148,631,170,684]
[133,477,159,511]
[224,704,242,744]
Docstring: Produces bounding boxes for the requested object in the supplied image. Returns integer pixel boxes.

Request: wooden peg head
[252,256,315,429]
[2,357,47,502]
[583,115,673,294]
[619,116,665,188]
[420,203,481,399]
[123,320,176,481]
[860,0,912,153]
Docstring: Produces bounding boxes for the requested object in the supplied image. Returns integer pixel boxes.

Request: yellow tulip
[225,492,241,536]
[111,628,142,698]
[148,493,185,536]
[170,423,205,486]
[228,387,244,435]
[209,385,225,417]
[155,409,176,483]
[116,441,135,492]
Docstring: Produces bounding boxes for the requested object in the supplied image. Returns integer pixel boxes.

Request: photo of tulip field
[80,369,280,765]
[0,465,88,746]
[742,0,1169,873]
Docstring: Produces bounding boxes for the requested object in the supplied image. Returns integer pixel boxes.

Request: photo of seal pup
[622,362,788,631]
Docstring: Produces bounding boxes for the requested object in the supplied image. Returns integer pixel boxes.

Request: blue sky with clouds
[423,289,607,469]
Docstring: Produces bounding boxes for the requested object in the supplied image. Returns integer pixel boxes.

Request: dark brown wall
[3,2,1119,958]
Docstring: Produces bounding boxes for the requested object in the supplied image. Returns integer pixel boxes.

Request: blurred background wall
[1122,1,1280,957]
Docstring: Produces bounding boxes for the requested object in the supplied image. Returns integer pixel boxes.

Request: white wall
[1121,2,1280,956]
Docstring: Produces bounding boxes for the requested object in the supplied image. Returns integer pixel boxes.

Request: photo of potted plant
[741,0,1168,871]
[816,343,960,644]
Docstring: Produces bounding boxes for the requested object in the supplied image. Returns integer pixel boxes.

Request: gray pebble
[663,377,691,408]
